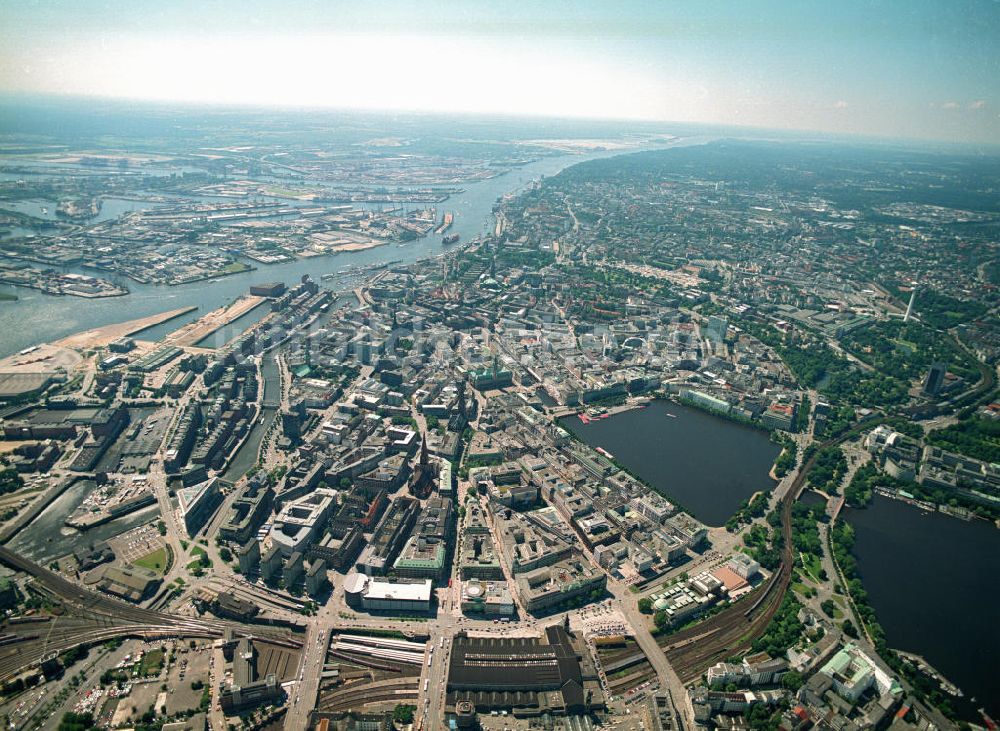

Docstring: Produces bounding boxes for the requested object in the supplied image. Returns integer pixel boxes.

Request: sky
[1,0,998,144]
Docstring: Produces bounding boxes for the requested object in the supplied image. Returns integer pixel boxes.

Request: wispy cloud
[968,99,986,110]
[832,100,849,109]
[941,101,960,109]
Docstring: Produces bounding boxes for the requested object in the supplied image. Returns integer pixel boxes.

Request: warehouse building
[97,565,161,603]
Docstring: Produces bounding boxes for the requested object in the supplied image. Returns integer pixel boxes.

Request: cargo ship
[442,233,460,245]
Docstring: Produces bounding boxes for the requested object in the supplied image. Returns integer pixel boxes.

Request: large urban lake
[559,399,780,526]
[846,497,1000,720]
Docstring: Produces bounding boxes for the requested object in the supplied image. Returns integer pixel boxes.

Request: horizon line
[2,91,998,153]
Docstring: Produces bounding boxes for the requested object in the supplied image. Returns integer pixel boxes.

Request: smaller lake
[559,399,780,526]
[800,490,828,508]
[846,497,1000,720]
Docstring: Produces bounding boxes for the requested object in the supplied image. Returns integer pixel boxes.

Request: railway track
[0,545,302,681]
[659,421,875,682]
[319,680,419,713]
[0,622,215,679]
[902,332,996,419]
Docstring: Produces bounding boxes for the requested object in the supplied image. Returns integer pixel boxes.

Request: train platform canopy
[446,625,601,716]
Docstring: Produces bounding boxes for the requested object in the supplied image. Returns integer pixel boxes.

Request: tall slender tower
[904,288,916,323]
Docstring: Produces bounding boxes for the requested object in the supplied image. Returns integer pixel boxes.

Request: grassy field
[140,648,164,677]
[187,546,211,576]
[800,552,823,582]
[133,547,169,575]
[792,581,817,599]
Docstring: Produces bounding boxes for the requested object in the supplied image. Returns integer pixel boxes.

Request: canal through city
[221,352,280,483]
[9,349,284,559]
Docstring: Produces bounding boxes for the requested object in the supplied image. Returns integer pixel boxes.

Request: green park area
[133,546,170,576]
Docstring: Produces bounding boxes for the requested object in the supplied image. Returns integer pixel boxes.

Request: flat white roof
[366,578,433,602]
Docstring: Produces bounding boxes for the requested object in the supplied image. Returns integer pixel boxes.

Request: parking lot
[110,522,166,564]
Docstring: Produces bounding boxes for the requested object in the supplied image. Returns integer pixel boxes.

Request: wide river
[846,497,1000,720]
[559,399,780,526]
[0,138,707,358]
